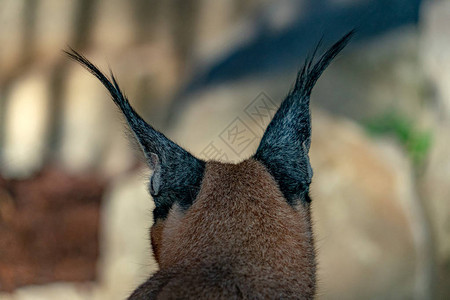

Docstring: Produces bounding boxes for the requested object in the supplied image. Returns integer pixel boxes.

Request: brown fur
[150,220,164,264]
[130,159,316,299]
[66,33,354,299]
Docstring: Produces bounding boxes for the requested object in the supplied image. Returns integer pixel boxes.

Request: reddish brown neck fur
[66,32,353,299]
[134,159,316,299]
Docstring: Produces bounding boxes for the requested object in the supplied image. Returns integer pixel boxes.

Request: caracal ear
[254,31,354,205]
[65,50,205,220]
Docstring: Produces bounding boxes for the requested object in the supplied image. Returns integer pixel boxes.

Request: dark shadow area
[167,0,422,123]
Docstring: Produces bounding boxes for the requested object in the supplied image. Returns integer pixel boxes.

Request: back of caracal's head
[66,31,353,299]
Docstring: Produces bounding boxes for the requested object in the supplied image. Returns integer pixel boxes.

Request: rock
[421,0,450,120]
[420,123,450,298]
[98,132,137,179]
[313,27,427,123]
[420,1,450,298]
[310,112,429,299]
[172,79,281,162]
[96,170,157,299]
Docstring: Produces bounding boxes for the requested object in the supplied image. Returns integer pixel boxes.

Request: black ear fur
[254,31,354,205]
[65,49,205,220]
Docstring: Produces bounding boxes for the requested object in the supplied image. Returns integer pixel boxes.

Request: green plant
[365,111,432,166]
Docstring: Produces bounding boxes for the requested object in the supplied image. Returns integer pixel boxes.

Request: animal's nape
[67,31,354,299]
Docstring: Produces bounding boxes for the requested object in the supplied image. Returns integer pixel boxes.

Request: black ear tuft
[254,31,354,205]
[65,49,205,220]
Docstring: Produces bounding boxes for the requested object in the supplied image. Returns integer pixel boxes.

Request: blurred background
[0,0,449,299]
